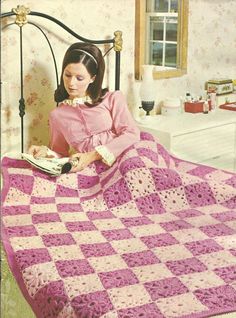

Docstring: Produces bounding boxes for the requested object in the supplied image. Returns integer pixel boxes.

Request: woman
[29,42,140,171]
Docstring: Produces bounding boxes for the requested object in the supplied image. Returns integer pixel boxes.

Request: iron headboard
[1,5,123,153]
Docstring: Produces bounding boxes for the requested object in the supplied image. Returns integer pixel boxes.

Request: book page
[21,153,69,176]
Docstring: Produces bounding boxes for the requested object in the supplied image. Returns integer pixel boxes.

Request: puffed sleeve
[48,111,70,157]
[95,91,140,165]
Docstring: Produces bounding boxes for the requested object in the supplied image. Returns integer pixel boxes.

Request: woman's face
[63,62,94,99]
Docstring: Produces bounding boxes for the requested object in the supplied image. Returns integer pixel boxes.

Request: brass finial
[114,31,123,52]
[12,5,30,27]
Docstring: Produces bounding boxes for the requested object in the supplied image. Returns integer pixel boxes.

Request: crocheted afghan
[1,132,236,318]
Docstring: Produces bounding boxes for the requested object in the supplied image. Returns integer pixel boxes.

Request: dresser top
[136,109,236,135]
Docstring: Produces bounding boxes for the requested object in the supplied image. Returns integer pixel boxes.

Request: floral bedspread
[1,132,236,318]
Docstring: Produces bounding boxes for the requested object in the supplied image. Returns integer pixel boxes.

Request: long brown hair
[54,42,108,105]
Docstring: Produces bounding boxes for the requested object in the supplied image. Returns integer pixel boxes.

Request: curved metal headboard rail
[1,10,116,44]
[1,5,123,153]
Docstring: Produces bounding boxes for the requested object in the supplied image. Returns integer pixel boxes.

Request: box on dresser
[184,101,211,113]
[207,78,233,95]
[219,102,236,111]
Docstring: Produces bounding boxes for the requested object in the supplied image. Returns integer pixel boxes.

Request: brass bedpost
[114,30,123,52]
[114,31,122,90]
[12,5,30,27]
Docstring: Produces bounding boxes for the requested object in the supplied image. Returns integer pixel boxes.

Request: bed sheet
[1,132,236,318]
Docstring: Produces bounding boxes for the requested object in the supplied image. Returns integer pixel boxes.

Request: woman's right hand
[28,145,49,158]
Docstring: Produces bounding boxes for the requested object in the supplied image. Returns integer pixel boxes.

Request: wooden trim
[180,0,189,70]
[135,0,145,80]
[135,0,189,80]
[153,68,186,79]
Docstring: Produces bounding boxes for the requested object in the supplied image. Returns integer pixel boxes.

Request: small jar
[203,100,209,114]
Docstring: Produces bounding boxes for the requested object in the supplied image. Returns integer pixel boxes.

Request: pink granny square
[185,239,223,256]
[120,216,153,227]
[144,277,189,300]
[56,184,78,197]
[137,147,159,165]
[223,196,236,209]
[211,210,236,222]
[71,290,113,317]
[65,221,97,232]
[99,268,138,289]
[229,248,236,257]
[166,257,207,275]
[57,203,83,213]
[225,175,236,188]
[119,157,146,175]
[78,175,100,189]
[33,280,69,317]
[135,193,166,215]
[122,250,160,267]
[32,213,61,224]
[194,285,236,310]
[188,166,215,178]
[118,303,164,318]
[184,182,216,207]
[15,248,51,270]
[150,167,182,191]
[87,210,115,220]
[214,265,236,284]
[173,209,203,218]
[2,205,31,216]
[42,233,76,247]
[160,219,193,232]
[103,178,132,208]
[8,174,34,194]
[56,259,94,278]
[141,233,178,249]
[5,225,38,237]
[30,196,56,204]
[200,224,235,237]
[101,228,134,241]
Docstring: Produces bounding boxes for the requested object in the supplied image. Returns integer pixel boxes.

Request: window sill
[153,68,187,79]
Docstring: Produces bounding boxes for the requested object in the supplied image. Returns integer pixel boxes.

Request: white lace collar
[60,96,92,107]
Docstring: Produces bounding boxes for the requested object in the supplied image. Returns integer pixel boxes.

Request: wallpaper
[1,0,236,155]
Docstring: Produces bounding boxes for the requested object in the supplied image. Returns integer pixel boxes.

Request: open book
[21,153,72,176]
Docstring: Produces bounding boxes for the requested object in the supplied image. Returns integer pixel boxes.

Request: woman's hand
[70,150,101,172]
[28,145,54,158]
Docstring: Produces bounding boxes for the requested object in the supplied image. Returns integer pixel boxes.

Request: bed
[1,5,236,318]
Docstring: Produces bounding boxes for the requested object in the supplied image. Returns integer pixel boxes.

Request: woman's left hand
[69,151,101,172]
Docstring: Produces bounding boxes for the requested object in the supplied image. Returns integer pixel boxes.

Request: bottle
[185,92,191,102]
[203,100,209,114]
[210,91,216,111]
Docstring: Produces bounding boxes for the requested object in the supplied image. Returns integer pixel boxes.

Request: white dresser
[137,109,236,172]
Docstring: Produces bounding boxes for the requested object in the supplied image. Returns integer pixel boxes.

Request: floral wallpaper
[1,0,236,155]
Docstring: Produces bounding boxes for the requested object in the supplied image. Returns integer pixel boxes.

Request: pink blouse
[49,90,140,165]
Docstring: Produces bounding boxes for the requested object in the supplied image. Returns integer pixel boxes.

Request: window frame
[146,13,178,68]
[135,0,189,80]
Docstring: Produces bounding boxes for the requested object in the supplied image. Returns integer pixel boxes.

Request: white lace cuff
[95,145,116,166]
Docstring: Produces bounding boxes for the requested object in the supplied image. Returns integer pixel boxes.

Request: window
[135,0,189,79]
